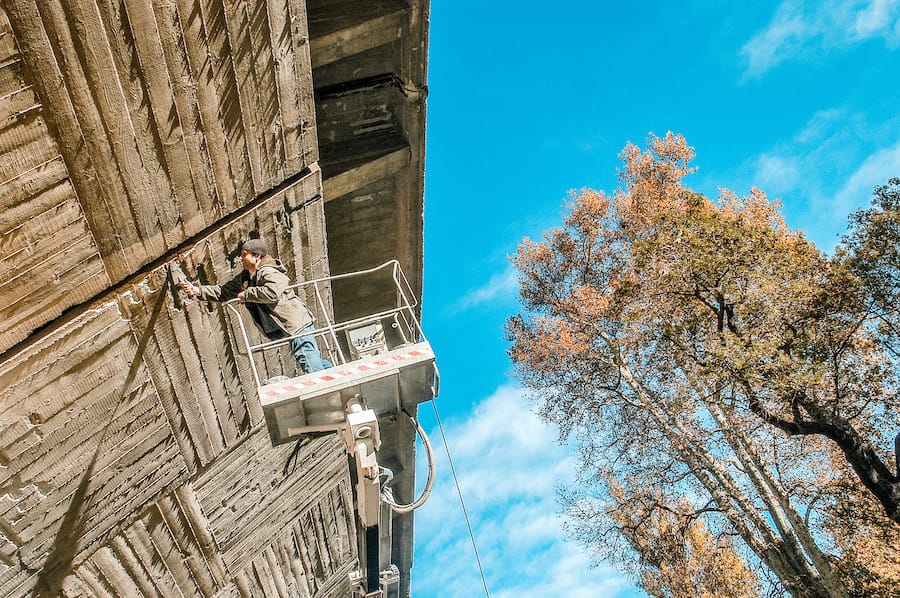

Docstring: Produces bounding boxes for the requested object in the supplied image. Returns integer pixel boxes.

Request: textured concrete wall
[0,9,110,353]
[0,2,360,595]
[0,172,353,596]
[0,0,318,351]
[0,0,430,594]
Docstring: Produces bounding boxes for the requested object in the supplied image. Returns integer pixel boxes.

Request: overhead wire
[429,398,491,598]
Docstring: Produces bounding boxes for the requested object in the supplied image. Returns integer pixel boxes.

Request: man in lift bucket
[180,238,331,374]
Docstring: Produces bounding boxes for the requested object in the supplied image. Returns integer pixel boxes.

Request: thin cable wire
[429,399,491,598]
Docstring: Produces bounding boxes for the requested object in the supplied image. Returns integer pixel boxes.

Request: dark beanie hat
[242,238,267,256]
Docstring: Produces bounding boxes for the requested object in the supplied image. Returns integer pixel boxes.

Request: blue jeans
[290,325,332,374]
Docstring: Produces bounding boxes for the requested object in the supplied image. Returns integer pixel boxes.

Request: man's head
[242,238,267,256]
[240,238,267,271]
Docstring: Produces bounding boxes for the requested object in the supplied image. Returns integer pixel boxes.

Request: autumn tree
[821,449,900,598]
[607,489,759,598]
[508,133,898,596]
[842,177,900,360]
[840,176,900,497]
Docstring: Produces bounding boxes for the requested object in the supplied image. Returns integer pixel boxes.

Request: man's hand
[237,291,245,303]
[179,281,200,297]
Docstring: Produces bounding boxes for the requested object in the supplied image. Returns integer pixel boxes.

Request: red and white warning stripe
[261,348,432,399]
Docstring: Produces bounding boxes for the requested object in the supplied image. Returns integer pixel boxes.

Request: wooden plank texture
[17,452,360,598]
[194,432,350,572]
[0,175,343,590]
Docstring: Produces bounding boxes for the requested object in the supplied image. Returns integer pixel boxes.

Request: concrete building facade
[0,0,429,595]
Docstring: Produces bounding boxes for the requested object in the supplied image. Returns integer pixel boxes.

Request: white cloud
[411,385,638,598]
[855,0,900,37]
[741,0,810,77]
[749,109,862,194]
[449,266,519,314]
[753,153,801,192]
[740,0,900,77]
[730,109,900,248]
[832,141,900,213]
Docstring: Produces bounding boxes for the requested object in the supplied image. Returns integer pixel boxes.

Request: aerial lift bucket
[224,260,438,597]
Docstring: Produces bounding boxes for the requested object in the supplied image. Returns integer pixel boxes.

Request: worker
[179,239,331,374]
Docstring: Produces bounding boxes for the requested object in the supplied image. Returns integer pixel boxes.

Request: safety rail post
[224,300,263,389]
[391,261,424,341]
[319,277,346,365]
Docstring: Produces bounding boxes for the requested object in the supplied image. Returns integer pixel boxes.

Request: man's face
[240,249,262,271]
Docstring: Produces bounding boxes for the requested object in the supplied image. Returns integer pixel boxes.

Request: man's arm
[240,268,289,304]
[180,273,244,301]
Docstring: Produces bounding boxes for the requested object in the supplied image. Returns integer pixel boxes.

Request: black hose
[366,525,380,592]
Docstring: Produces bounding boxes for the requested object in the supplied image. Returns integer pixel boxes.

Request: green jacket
[197,257,315,338]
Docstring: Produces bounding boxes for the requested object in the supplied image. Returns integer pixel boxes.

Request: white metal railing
[225,260,426,388]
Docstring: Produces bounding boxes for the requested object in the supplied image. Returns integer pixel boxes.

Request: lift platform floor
[260,341,436,446]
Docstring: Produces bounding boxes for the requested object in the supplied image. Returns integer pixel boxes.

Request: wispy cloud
[750,108,861,195]
[412,385,637,598]
[832,141,900,213]
[741,0,900,77]
[732,108,900,248]
[741,1,810,77]
[449,266,519,314]
[854,0,900,37]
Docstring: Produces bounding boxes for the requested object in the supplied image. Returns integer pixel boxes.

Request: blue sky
[411,2,900,596]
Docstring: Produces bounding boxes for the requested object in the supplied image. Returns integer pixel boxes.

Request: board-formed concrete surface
[0,1,429,596]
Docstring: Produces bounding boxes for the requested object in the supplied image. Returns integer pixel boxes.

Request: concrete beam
[323,146,409,202]
[311,10,405,69]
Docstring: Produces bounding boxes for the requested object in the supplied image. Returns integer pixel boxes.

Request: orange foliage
[610,489,759,598]
[509,132,899,597]
[617,132,697,228]
[821,450,900,597]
